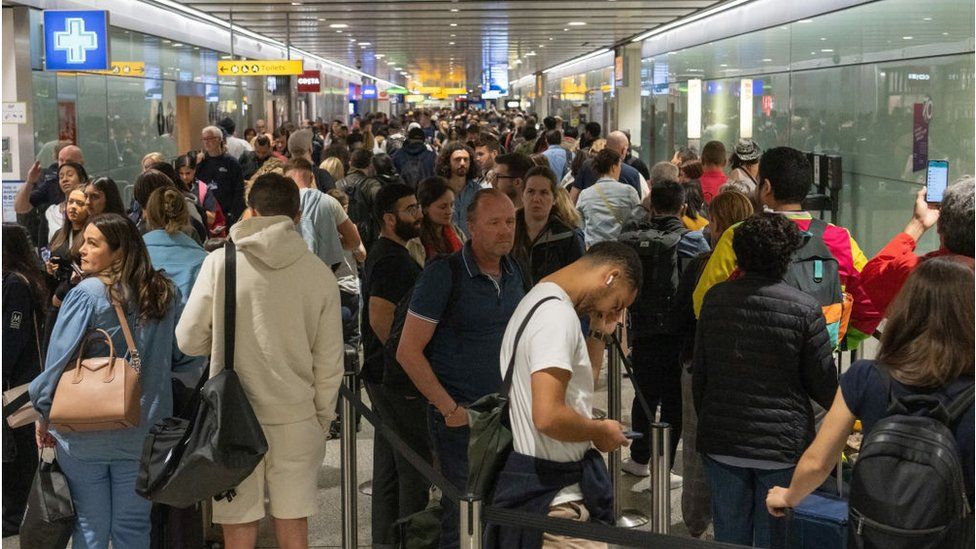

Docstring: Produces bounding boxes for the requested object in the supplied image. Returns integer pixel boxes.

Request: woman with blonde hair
[141,152,166,172]
[142,187,207,306]
[320,156,345,183]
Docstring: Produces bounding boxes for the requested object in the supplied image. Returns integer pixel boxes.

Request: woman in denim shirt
[29,213,198,548]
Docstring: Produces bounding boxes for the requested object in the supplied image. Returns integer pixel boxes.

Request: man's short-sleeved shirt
[298,187,347,268]
[502,282,591,505]
[361,237,423,383]
[407,242,526,404]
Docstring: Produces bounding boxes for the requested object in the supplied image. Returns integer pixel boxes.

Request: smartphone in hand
[925,160,949,204]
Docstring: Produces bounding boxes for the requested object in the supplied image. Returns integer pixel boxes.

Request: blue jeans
[427,406,470,549]
[57,447,151,549]
[702,455,792,548]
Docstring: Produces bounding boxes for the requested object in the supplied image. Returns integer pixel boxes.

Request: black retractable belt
[611,333,657,423]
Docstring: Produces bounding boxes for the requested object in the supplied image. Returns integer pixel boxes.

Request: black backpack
[399,152,428,189]
[341,173,381,249]
[848,365,974,549]
[619,223,689,336]
[782,218,850,349]
[382,254,464,394]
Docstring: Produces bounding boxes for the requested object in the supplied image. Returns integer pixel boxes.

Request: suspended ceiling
[163,0,725,88]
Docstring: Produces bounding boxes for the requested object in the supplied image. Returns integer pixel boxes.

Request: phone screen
[926,160,949,203]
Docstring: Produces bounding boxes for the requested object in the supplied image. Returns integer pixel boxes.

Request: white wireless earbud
[606,275,615,286]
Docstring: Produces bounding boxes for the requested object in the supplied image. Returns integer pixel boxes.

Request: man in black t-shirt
[360,183,428,547]
[196,125,246,225]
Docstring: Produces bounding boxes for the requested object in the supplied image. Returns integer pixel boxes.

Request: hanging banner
[912,99,932,172]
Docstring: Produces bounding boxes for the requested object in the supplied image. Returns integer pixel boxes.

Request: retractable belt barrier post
[460,495,483,549]
[340,345,358,549]
[650,422,672,534]
[608,325,649,528]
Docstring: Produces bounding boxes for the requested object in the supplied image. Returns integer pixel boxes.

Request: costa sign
[297,70,321,93]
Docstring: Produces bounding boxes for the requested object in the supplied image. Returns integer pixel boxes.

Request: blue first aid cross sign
[43,10,110,71]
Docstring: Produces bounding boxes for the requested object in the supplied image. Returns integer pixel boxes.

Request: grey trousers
[681,367,712,537]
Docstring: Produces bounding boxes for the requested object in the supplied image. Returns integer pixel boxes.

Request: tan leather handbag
[48,303,142,432]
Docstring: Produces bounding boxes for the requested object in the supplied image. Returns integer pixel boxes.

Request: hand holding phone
[925,160,949,204]
[622,430,644,440]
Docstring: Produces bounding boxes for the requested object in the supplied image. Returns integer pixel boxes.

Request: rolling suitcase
[782,491,848,549]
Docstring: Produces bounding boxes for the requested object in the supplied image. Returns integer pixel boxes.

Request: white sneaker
[621,458,650,477]
[670,472,683,490]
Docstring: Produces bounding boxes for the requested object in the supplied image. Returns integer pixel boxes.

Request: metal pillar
[459,496,483,549]
[608,326,649,528]
[650,422,672,534]
[340,368,358,549]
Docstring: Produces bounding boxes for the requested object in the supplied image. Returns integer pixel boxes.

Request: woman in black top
[2,223,48,536]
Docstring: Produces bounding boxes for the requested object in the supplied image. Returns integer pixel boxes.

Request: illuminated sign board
[297,70,321,93]
[44,10,110,71]
[362,85,378,99]
[217,59,303,76]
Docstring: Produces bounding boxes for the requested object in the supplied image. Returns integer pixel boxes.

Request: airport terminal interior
[1,0,974,548]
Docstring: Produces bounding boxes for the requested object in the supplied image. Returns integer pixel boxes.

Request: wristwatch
[587,329,613,345]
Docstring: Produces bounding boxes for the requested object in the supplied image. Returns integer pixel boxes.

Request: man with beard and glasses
[360,184,429,547]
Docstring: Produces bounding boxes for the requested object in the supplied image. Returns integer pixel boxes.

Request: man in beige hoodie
[177,172,344,549]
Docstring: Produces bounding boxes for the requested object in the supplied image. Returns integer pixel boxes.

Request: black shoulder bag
[136,240,269,507]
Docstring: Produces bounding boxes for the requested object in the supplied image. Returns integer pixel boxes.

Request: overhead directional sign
[217,59,303,76]
[44,10,110,71]
[83,61,146,77]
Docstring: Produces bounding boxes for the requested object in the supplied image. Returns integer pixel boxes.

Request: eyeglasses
[201,136,220,142]
[397,204,421,215]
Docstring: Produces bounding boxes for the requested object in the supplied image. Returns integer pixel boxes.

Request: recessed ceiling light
[359,42,371,46]
[762,58,772,62]
[923,17,932,21]
[820,48,834,53]
[172,43,183,47]
[568,21,586,26]
[374,54,385,58]
[798,19,813,23]
[450,8,459,12]
[719,63,727,67]
[350,38,356,42]
[514,59,523,64]
[360,44,367,48]
[318,18,326,22]
[902,36,913,40]
[291,1,301,5]
[563,28,569,31]
[549,37,554,41]
[449,42,455,45]
[820,37,827,41]
[450,23,457,27]
[942,31,949,35]
[451,34,456,37]
[525,51,536,56]
[336,30,342,33]
[329,23,348,28]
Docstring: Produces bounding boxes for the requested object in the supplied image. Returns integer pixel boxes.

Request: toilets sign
[44,11,110,71]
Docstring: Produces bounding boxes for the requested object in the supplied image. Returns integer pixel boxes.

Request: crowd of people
[3,105,973,549]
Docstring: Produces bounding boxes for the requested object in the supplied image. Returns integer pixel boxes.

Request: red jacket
[860,232,954,314]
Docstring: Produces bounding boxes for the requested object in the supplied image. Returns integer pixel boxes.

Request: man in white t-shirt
[491,242,642,548]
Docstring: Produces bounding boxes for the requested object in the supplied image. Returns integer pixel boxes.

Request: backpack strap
[807,217,828,238]
[501,296,561,394]
[224,240,237,372]
[946,382,976,422]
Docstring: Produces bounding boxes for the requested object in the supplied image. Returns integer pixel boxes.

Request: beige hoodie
[176,215,344,429]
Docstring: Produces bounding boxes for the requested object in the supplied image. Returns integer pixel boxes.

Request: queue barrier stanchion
[340,347,359,549]
[608,325,649,528]
[459,495,484,549]
[650,422,672,534]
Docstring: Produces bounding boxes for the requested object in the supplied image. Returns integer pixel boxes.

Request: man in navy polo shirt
[397,188,526,549]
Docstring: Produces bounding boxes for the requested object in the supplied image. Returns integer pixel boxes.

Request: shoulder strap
[502,296,560,394]
[873,362,894,406]
[224,240,237,372]
[946,382,976,421]
[593,184,626,226]
[807,217,828,239]
[112,302,141,374]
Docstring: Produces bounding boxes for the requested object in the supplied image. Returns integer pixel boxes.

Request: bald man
[14,144,85,215]
[569,131,646,203]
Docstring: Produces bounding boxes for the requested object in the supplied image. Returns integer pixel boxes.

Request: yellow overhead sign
[217,59,303,76]
[66,62,146,77]
[444,87,468,95]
